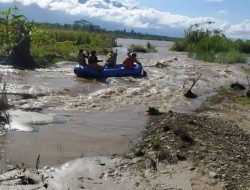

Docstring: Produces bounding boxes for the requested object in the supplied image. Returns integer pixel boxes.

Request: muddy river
[0,38,245,168]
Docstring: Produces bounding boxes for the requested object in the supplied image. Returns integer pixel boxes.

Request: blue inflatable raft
[74,64,147,79]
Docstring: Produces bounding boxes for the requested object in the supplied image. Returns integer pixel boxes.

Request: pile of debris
[128,111,250,189]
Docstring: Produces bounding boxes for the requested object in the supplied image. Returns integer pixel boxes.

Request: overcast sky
[1,0,250,39]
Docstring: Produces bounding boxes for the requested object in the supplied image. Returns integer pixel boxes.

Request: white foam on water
[5,110,57,132]
[6,121,33,132]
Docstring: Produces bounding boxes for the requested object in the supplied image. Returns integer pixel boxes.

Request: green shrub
[208,95,224,105]
[0,7,34,52]
[215,50,246,64]
[128,44,146,53]
[0,7,116,68]
[234,39,250,54]
[128,43,157,53]
[171,23,246,64]
[170,39,186,51]
[31,28,116,67]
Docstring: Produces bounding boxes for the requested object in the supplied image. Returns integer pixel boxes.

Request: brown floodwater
[1,108,146,167]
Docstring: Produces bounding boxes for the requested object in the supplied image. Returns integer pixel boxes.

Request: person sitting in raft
[77,49,89,66]
[105,49,117,68]
[88,50,103,71]
[123,51,140,69]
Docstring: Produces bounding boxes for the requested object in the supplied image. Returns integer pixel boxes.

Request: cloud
[206,0,224,2]
[223,20,250,39]
[118,0,138,7]
[1,0,250,39]
[218,9,227,14]
[1,0,216,29]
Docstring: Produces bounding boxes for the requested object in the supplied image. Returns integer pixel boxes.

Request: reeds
[171,24,247,64]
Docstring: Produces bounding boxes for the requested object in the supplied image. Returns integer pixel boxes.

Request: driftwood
[144,155,157,171]
[0,82,9,110]
[244,71,250,97]
[146,107,162,115]
[0,175,37,185]
[241,67,250,97]
[179,82,186,92]
[155,62,168,68]
[184,74,202,98]
[0,92,38,99]
[36,154,40,170]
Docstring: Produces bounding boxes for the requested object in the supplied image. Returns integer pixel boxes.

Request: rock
[162,125,171,132]
[0,54,8,64]
[246,90,250,98]
[176,152,187,161]
[44,183,48,188]
[18,176,37,185]
[146,107,162,115]
[230,82,245,91]
[209,171,217,178]
[216,168,222,173]
[155,62,168,68]
[184,90,197,99]
[134,148,145,157]
[188,120,197,125]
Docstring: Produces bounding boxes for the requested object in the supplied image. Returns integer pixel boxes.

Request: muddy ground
[129,111,250,189]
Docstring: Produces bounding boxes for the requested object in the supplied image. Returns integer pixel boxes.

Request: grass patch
[217,86,228,93]
[234,39,250,54]
[207,86,230,105]
[128,42,157,53]
[208,95,224,105]
[237,96,250,105]
[242,67,250,74]
[207,85,250,106]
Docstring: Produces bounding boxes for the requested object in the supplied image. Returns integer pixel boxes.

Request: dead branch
[184,74,202,98]
[242,67,250,97]
[35,154,40,170]
[179,82,186,92]
[144,155,157,171]
[245,72,250,90]
[0,92,38,99]
[188,73,202,92]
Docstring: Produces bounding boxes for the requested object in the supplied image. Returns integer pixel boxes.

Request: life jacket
[88,55,97,65]
[89,63,103,71]
[88,55,103,71]
[123,57,135,69]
